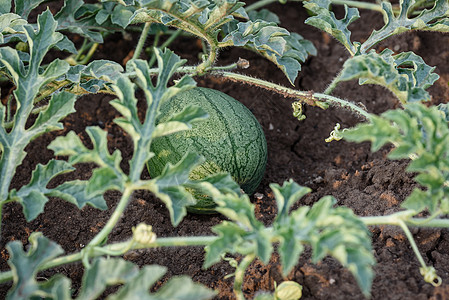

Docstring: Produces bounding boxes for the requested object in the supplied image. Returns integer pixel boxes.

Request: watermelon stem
[233,254,256,300]
[133,22,152,60]
[212,71,372,120]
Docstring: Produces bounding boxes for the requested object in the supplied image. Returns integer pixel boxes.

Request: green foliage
[204,180,374,297]
[6,233,215,300]
[0,13,27,43]
[223,21,316,84]
[248,8,280,24]
[337,49,439,103]
[0,0,448,298]
[304,0,360,55]
[361,0,449,53]
[130,0,316,84]
[6,232,68,299]
[304,0,449,55]
[0,10,80,218]
[50,49,240,225]
[14,0,47,19]
[343,103,449,215]
[131,0,247,37]
[94,2,136,28]
[49,127,127,196]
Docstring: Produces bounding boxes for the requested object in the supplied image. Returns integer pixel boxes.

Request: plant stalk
[133,22,152,60]
[213,71,371,120]
[78,43,99,65]
[1,211,448,284]
[0,235,217,284]
[245,0,383,12]
[87,185,134,247]
[234,254,256,300]
[361,213,449,228]
[149,29,183,67]
[397,220,427,268]
[330,0,383,12]
[324,69,346,95]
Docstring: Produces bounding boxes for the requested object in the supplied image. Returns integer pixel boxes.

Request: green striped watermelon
[147,87,267,213]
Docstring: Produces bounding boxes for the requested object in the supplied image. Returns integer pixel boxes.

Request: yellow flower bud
[274,281,303,300]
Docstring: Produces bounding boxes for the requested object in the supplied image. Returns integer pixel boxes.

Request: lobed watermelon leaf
[361,0,449,53]
[204,179,374,296]
[6,233,70,300]
[10,160,74,221]
[0,10,81,222]
[131,0,246,36]
[48,126,126,196]
[0,13,27,44]
[223,20,317,84]
[337,49,439,103]
[304,0,360,55]
[112,49,197,182]
[143,152,203,225]
[130,0,315,84]
[5,234,215,300]
[342,103,449,215]
[55,0,105,43]
[14,0,47,19]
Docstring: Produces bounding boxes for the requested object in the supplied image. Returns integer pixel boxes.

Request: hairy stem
[324,70,345,95]
[331,0,383,12]
[0,235,217,284]
[213,71,371,119]
[361,211,449,228]
[314,92,371,120]
[87,185,134,247]
[133,22,152,60]
[149,29,183,67]
[78,43,99,65]
[234,254,256,300]
[397,220,426,268]
[245,0,382,12]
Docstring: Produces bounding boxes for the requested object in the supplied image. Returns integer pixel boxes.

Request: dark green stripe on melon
[147,87,267,213]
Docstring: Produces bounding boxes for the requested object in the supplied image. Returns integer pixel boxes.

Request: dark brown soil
[1,1,449,299]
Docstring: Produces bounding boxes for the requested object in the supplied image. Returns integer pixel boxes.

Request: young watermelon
[147,87,267,213]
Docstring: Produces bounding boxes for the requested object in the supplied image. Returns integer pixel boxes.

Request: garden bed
[1,1,449,299]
